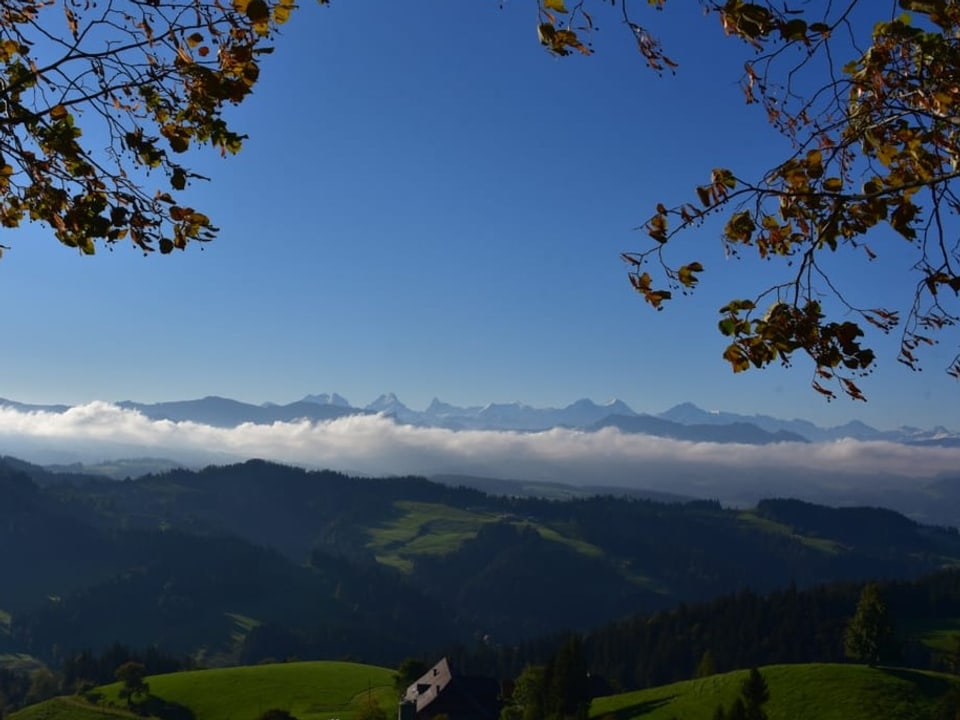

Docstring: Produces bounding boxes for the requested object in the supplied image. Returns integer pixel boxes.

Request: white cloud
[0,403,957,506]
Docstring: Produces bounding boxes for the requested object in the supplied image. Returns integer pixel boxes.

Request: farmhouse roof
[403,658,454,713]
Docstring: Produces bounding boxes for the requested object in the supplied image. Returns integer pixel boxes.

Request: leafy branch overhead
[612,0,960,399]
[0,0,324,257]
[534,0,959,400]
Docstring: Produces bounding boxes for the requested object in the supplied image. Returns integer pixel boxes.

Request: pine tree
[695,650,717,678]
[544,637,591,720]
[740,668,770,720]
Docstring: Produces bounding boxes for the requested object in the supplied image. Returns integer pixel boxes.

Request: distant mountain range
[1,394,958,446]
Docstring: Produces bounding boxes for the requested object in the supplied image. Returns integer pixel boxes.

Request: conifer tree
[740,668,770,720]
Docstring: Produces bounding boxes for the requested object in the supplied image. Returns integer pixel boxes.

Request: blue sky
[1,0,957,431]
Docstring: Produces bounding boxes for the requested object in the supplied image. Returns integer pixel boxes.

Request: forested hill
[444,569,960,693]
[2,456,960,668]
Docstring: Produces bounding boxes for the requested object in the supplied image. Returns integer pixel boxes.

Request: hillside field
[367,500,604,573]
[11,661,396,720]
[589,664,959,720]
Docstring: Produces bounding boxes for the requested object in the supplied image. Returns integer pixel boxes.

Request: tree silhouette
[845,583,897,666]
[114,661,149,707]
[740,667,770,720]
[258,710,299,720]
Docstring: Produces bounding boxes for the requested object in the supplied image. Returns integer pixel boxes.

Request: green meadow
[737,512,843,554]
[11,697,140,720]
[367,500,605,573]
[11,661,396,720]
[589,664,959,720]
[909,617,960,653]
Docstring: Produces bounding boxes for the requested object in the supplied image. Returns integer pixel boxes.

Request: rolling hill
[10,660,396,720]
[589,663,960,720]
[6,455,960,667]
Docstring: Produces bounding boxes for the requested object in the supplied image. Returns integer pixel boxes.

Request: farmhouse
[398,658,500,720]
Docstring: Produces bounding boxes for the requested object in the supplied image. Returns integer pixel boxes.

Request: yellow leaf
[544,0,567,13]
[245,0,271,34]
[274,0,296,24]
[823,177,843,192]
[0,39,19,62]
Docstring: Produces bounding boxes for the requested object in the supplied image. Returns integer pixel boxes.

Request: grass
[13,661,957,720]
[519,522,605,558]
[11,697,141,720]
[737,512,844,554]
[367,501,499,568]
[226,612,261,646]
[905,617,960,652]
[590,663,958,720]
[0,653,46,673]
[367,501,607,573]
[11,660,395,720]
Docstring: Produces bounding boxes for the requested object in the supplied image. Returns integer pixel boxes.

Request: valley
[2,451,960,718]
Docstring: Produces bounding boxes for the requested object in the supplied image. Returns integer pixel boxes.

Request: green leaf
[718,317,737,336]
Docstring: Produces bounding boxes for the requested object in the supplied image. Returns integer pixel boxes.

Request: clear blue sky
[1,0,956,430]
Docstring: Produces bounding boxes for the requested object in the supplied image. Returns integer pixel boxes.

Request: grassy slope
[737,512,843,554]
[370,502,852,579]
[0,653,45,673]
[12,661,396,720]
[10,697,140,720]
[908,616,960,652]
[367,501,605,572]
[590,664,958,720]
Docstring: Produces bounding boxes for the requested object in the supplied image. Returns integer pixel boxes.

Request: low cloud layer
[1,402,958,509]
